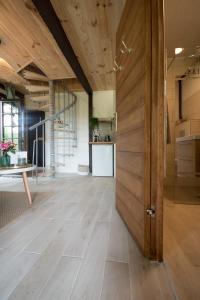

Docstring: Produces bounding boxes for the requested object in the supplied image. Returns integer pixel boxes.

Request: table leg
[22,171,32,205]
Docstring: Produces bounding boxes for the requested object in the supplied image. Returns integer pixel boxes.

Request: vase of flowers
[0,141,16,167]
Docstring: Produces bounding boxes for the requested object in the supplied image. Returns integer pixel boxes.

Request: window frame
[0,99,24,150]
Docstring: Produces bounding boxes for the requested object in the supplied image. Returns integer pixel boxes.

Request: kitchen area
[89,91,116,177]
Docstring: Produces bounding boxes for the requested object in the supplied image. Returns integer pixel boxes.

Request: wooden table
[0,165,36,205]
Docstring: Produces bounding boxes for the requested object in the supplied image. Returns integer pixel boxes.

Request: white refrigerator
[92,144,113,176]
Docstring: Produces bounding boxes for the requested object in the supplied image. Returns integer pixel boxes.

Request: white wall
[25,90,116,174]
[76,92,89,167]
[44,90,116,174]
[182,78,200,120]
[45,117,51,171]
[45,92,89,173]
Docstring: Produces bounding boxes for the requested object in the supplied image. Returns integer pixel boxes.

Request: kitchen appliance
[104,135,111,142]
[92,144,113,176]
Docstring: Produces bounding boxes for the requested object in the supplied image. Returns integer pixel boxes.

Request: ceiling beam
[32,0,93,95]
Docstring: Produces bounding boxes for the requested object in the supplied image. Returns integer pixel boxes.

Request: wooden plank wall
[116,0,152,256]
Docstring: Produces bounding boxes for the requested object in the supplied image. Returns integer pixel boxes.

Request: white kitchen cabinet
[92,144,114,176]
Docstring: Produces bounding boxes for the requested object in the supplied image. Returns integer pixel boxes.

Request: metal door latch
[146,208,155,217]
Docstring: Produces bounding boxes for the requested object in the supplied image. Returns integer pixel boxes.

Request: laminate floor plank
[24,218,66,254]
[42,199,76,219]
[128,234,175,300]
[0,177,179,300]
[50,202,81,220]
[69,222,110,300]
[0,218,51,272]
[164,187,200,300]
[96,186,114,223]
[107,209,129,263]
[0,202,53,249]
[63,216,97,258]
[100,261,130,300]
[0,252,39,300]
[63,201,89,221]
[7,222,78,300]
[164,223,200,300]
[37,257,81,300]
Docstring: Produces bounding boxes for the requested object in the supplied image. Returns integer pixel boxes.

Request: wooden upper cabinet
[93,91,115,119]
[116,0,164,260]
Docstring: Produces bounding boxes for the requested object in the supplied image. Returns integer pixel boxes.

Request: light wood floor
[164,186,200,300]
[0,176,176,300]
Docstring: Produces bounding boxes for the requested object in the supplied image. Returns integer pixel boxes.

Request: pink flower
[0,141,16,153]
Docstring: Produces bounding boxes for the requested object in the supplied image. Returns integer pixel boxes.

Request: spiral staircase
[18,63,78,177]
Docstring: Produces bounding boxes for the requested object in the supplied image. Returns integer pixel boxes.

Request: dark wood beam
[32,0,93,172]
[32,0,93,95]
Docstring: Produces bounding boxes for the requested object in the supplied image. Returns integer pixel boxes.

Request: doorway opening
[164,1,200,297]
[164,47,200,300]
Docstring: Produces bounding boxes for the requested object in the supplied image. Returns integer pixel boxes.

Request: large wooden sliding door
[116,0,164,260]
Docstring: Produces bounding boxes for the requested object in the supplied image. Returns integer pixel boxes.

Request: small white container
[8,152,18,165]
[78,165,89,176]
[17,151,27,166]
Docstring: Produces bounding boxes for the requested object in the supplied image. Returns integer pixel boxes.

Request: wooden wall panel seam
[117,70,145,102]
[117,125,144,137]
[116,201,145,251]
[116,166,144,181]
[117,195,144,226]
[116,179,144,206]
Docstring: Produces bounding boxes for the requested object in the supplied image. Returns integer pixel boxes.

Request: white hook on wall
[113,58,123,72]
[120,40,133,54]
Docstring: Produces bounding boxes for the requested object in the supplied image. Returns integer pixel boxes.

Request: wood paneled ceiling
[4,0,199,91]
[51,0,126,90]
[0,58,27,91]
[165,0,200,53]
[0,0,125,92]
[0,0,74,81]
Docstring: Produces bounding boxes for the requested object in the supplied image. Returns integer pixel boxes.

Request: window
[1,101,23,150]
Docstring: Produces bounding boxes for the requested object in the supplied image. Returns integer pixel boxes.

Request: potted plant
[0,141,16,167]
[89,117,99,141]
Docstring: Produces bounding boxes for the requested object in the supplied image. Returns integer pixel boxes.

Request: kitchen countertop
[176,135,200,142]
[88,142,115,144]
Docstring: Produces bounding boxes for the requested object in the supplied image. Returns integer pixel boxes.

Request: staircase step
[54,137,75,140]
[31,94,49,102]
[54,137,76,140]
[22,70,48,81]
[40,103,50,110]
[57,153,75,156]
[54,120,69,126]
[26,85,49,93]
[55,146,77,149]
[54,128,75,133]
